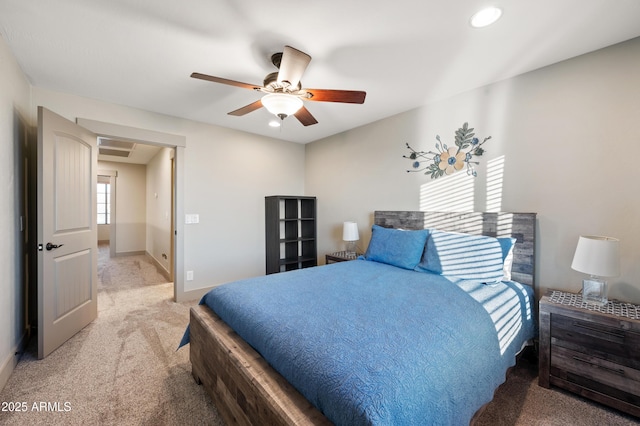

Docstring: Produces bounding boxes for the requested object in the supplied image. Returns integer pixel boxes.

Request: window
[97,181,110,225]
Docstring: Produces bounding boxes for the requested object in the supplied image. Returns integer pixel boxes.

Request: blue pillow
[364,225,430,270]
[417,230,516,283]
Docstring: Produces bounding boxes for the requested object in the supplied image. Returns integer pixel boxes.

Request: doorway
[77,118,187,302]
[97,144,175,282]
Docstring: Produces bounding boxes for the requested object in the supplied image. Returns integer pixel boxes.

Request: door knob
[46,242,64,251]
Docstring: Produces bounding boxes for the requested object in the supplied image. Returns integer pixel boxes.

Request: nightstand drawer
[551,345,640,398]
[551,314,640,369]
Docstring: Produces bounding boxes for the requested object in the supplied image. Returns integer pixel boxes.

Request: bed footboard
[189,304,331,426]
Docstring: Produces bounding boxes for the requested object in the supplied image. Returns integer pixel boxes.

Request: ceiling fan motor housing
[263,71,301,92]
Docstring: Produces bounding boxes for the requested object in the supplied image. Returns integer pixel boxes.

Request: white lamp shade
[571,235,620,277]
[343,221,359,242]
[261,93,303,117]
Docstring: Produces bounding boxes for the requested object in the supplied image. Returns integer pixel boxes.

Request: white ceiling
[1,0,639,144]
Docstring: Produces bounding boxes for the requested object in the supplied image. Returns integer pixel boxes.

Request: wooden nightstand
[539,291,640,417]
[325,251,362,264]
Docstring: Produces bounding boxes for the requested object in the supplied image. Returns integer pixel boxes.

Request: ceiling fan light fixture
[470,6,502,28]
[261,93,303,119]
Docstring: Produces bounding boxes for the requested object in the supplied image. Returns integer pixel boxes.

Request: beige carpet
[475,351,638,426]
[0,245,222,426]
[0,245,637,425]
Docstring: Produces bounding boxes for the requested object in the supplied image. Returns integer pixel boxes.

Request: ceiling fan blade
[277,46,311,90]
[304,89,366,104]
[294,106,318,126]
[191,72,261,90]
[228,99,263,116]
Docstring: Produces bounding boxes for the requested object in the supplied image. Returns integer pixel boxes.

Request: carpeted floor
[475,350,638,425]
[0,244,223,426]
[0,244,637,425]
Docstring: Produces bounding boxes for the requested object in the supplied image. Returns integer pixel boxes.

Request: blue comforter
[188,259,535,425]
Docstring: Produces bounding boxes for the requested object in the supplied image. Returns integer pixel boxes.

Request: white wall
[98,160,147,254]
[146,147,173,274]
[306,37,640,304]
[0,41,304,388]
[0,36,31,391]
[97,224,110,241]
[32,86,305,294]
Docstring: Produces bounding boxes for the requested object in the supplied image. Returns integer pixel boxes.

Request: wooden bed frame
[190,211,537,425]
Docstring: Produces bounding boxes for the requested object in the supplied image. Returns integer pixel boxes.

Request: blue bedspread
[189,259,535,425]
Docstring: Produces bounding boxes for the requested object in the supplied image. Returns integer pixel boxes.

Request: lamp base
[345,241,358,257]
[582,277,608,306]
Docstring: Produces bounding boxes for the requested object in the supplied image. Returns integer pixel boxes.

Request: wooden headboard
[374,211,537,286]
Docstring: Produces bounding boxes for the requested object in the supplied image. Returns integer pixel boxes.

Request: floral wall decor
[404,122,491,179]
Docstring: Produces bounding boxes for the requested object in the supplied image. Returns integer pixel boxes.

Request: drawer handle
[572,356,626,376]
[572,322,625,338]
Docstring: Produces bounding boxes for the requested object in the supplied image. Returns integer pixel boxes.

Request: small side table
[539,290,640,417]
[325,251,362,264]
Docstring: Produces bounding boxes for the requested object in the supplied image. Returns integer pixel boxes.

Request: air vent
[99,148,131,157]
[98,139,135,150]
[98,138,136,158]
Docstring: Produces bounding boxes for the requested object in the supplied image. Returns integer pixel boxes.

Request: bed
[183,211,537,425]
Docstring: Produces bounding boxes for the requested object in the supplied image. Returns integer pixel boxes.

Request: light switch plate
[185,214,200,224]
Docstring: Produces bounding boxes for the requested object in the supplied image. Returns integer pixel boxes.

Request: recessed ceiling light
[470,7,502,28]
[268,120,281,128]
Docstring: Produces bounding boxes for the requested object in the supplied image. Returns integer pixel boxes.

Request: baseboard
[146,251,171,282]
[0,331,28,393]
[177,286,215,303]
[114,250,146,257]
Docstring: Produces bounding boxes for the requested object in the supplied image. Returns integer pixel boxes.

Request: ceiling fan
[191,45,366,126]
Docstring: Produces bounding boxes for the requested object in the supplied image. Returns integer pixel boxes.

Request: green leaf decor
[404,122,491,179]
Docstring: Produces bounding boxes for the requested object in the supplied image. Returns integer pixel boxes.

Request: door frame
[76,118,187,302]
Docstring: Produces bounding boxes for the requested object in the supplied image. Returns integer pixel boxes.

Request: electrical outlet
[186,270,194,281]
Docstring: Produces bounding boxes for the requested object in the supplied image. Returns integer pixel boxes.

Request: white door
[37,107,98,359]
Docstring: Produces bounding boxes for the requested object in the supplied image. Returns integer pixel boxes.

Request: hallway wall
[98,160,147,255]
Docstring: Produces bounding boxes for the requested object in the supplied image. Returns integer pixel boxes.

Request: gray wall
[146,147,173,275]
[0,35,305,390]
[3,33,640,394]
[98,160,147,254]
[306,37,640,303]
[30,87,306,293]
[0,35,31,391]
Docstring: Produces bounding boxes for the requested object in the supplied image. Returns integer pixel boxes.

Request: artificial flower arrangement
[404,122,491,179]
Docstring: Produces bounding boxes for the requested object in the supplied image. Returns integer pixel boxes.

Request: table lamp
[571,235,620,305]
[343,221,359,256]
